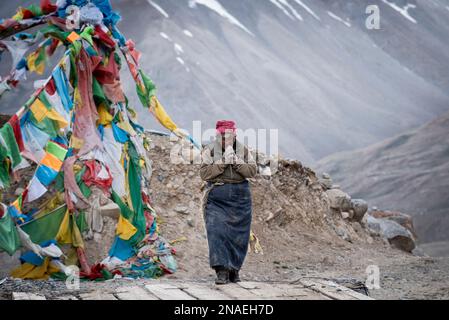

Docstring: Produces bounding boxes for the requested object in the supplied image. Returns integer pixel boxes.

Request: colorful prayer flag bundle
[0,0,193,281]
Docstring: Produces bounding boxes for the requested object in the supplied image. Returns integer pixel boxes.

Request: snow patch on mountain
[278,0,303,21]
[147,0,169,18]
[159,32,172,41]
[327,11,351,27]
[176,57,185,65]
[183,30,193,37]
[381,0,417,24]
[176,56,190,73]
[188,0,254,36]
[174,43,184,55]
[293,0,320,21]
[269,0,293,20]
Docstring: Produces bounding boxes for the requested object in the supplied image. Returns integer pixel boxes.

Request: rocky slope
[133,133,449,300]
[316,111,449,255]
[1,0,449,163]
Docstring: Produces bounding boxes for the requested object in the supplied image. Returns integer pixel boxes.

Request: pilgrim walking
[200,121,257,284]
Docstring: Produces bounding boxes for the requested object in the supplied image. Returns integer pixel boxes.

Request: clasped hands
[222,145,238,164]
[202,146,244,165]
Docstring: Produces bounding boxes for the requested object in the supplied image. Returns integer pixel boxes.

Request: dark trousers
[204,181,252,271]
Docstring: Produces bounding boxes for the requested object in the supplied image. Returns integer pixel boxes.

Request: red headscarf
[216,120,236,135]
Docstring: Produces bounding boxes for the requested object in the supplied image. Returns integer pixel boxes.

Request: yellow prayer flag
[116,215,137,240]
[70,136,84,149]
[29,99,48,123]
[10,257,60,280]
[150,96,178,132]
[55,210,84,248]
[27,51,45,75]
[29,98,68,128]
[56,210,72,245]
[97,104,113,126]
[47,109,69,129]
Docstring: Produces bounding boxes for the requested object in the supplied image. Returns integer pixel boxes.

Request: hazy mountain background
[317,111,449,254]
[1,0,448,254]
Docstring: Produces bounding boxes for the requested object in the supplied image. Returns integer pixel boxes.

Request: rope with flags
[0,0,195,281]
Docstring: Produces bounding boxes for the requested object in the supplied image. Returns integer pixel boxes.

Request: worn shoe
[229,269,241,283]
[215,269,230,285]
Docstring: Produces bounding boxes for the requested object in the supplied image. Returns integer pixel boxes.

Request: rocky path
[6,278,372,301]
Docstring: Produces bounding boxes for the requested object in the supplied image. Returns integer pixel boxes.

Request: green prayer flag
[0,213,21,256]
[127,142,146,243]
[0,145,11,187]
[29,112,59,138]
[75,166,92,198]
[46,141,67,161]
[26,4,43,17]
[0,124,23,168]
[34,46,47,69]
[79,182,92,199]
[40,25,70,43]
[21,205,67,244]
[136,70,157,107]
[92,77,109,107]
[75,211,88,234]
[111,191,134,221]
[38,91,52,110]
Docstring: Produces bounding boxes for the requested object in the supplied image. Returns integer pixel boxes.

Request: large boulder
[351,199,368,222]
[370,210,417,238]
[318,173,333,190]
[367,215,416,252]
[326,188,352,211]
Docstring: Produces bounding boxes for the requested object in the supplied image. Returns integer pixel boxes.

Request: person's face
[220,130,236,148]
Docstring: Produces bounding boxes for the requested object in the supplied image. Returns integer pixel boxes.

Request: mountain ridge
[316,111,449,246]
[1,0,449,163]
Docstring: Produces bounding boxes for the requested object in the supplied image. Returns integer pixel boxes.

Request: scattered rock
[367,215,416,252]
[174,206,190,215]
[336,227,352,242]
[326,189,352,211]
[341,212,350,220]
[265,208,283,223]
[310,182,323,191]
[370,210,417,238]
[318,173,333,190]
[333,278,370,296]
[348,209,355,219]
[13,292,46,300]
[100,202,120,219]
[351,199,368,222]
